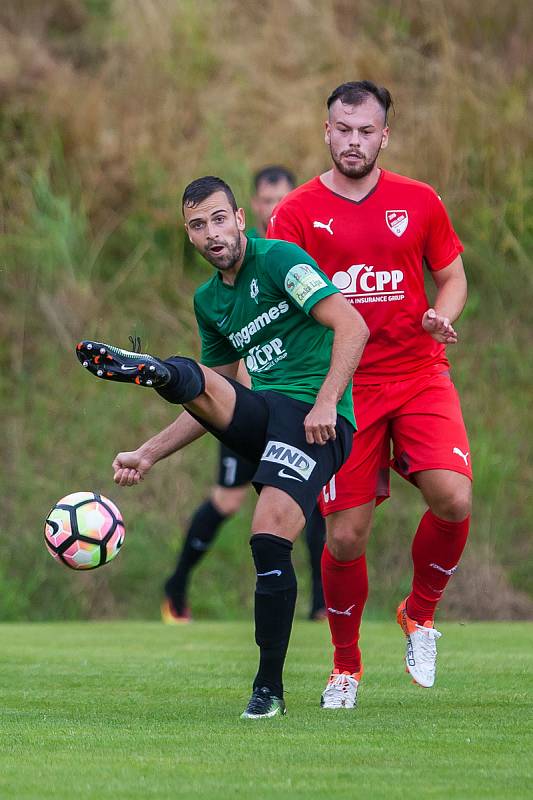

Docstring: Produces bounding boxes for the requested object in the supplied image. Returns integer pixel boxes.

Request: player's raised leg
[76,338,242,433]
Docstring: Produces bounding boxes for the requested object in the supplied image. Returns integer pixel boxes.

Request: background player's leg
[163,486,247,620]
[305,507,326,619]
[163,440,252,621]
[323,501,374,674]
[408,469,472,623]
[247,487,305,702]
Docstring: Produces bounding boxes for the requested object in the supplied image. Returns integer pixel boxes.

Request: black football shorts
[190,379,353,521]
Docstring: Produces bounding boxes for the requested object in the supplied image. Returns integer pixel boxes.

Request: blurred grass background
[1,0,531,621]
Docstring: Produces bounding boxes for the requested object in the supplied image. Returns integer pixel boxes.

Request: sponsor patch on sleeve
[284,263,327,308]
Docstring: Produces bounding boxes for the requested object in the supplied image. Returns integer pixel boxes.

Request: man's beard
[331,146,380,179]
[204,233,242,271]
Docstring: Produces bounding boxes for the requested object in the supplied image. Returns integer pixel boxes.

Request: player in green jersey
[76,175,368,719]
[162,166,329,625]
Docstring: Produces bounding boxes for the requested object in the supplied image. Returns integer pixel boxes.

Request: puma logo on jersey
[453,447,469,466]
[313,218,334,235]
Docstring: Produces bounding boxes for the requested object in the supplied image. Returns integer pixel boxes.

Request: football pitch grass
[1,621,531,799]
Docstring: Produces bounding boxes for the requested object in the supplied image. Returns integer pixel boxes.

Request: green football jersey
[193,237,355,427]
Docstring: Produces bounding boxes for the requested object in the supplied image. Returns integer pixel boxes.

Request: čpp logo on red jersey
[332,264,405,304]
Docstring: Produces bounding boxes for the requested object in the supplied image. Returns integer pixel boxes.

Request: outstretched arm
[423,255,467,345]
[306,293,369,445]
[112,360,242,486]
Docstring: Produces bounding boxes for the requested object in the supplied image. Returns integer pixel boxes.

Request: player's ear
[324,120,331,146]
[380,126,389,150]
[236,207,246,231]
[183,222,194,244]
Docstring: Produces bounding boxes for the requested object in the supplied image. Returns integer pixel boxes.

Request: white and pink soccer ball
[44,491,125,570]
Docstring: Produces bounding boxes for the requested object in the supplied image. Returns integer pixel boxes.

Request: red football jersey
[267,170,464,383]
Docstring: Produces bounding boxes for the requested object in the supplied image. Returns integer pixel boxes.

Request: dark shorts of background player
[217,443,256,488]
[187,378,354,522]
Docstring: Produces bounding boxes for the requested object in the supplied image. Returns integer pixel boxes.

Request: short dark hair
[253,165,296,191]
[326,81,393,123]
[182,176,237,213]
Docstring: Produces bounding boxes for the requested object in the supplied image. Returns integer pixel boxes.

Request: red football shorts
[320,370,472,515]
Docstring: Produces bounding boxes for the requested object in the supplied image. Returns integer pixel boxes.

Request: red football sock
[407,509,470,624]
[321,546,368,674]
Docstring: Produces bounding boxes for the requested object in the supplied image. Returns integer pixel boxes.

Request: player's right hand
[422,308,458,344]
[304,399,337,445]
[112,450,153,486]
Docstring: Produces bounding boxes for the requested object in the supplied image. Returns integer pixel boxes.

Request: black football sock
[165,499,227,613]
[250,533,297,698]
[305,506,326,616]
[155,356,205,404]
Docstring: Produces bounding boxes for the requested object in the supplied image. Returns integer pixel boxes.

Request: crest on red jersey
[385,210,408,237]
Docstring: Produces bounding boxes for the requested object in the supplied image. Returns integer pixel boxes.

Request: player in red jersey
[268,81,472,708]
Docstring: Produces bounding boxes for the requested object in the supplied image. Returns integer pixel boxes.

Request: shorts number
[222,457,238,487]
[322,475,336,503]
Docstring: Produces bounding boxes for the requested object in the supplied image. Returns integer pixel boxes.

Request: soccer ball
[44,491,125,570]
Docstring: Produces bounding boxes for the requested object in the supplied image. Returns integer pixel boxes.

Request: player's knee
[431,484,472,522]
[212,486,246,516]
[327,520,369,560]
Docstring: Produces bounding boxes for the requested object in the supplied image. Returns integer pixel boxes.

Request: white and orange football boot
[397,598,442,687]
[320,668,363,709]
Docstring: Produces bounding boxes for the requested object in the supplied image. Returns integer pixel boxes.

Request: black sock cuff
[156,357,205,404]
[249,533,293,551]
[250,534,296,593]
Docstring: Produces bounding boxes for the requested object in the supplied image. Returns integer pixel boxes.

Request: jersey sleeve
[424,189,464,271]
[193,295,240,367]
[266,200,306,247]
[265,241,338,315]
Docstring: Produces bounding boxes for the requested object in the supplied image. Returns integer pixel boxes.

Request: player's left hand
[304,400,337,445]
[422,308,458,344]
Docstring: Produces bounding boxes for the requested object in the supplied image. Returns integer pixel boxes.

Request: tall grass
[1,0,531,620]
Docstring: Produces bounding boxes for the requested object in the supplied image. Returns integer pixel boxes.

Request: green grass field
[1,622,531,799]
